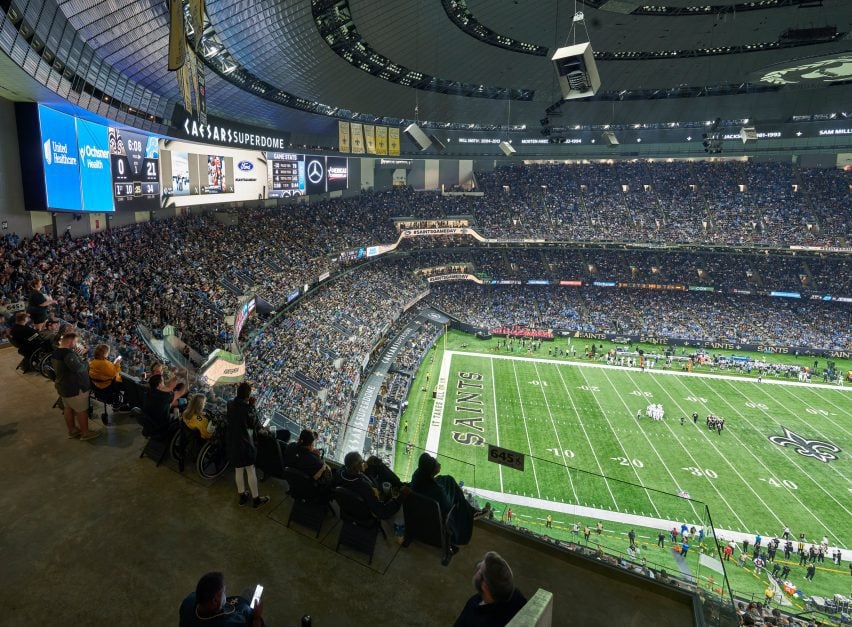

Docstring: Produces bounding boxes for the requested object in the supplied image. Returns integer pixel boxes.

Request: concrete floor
[0,347,698,626]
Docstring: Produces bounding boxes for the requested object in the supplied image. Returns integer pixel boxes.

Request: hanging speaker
[404,123,432,151]
[499,141,516,157]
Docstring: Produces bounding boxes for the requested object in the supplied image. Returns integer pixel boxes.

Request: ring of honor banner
[364,125,376,154]
[350,123,365,154]
[338,121,350,153]
[375,126,388,155]
[388,127,400,156]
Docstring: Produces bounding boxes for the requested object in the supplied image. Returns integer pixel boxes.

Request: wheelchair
[11,340,55,379]
[169,414,230,479]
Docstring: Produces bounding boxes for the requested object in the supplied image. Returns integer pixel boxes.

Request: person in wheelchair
[181,394,215,440]
[10,312,42,371]
[89,344,126,419]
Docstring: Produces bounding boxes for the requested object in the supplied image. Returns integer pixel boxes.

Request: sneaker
[253,496,270,509]
[238,492,250,507]
[67,429,82,439]
[79,430,102,441]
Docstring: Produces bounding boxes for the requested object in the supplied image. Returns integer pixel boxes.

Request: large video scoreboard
[267,153,305,197]
[109,127,160,210]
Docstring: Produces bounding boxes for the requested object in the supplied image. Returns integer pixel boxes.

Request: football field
[420,349,851,545]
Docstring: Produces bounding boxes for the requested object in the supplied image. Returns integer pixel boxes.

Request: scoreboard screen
[109,127,160,210]
[266,152,305,197]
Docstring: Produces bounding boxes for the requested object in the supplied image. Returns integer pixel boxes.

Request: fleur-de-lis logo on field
[768,427,841,464]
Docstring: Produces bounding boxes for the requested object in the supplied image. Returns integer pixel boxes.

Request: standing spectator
[52,331,100,440]
[179,571,264,627]
[805,563,816,581]
[506,508,513,523]
[226,382,269,508]
[453,551,527,627]
[26,278,56,329]
[657,531,665,548]
[545,514,552,529]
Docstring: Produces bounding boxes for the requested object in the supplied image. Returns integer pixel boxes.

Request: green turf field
[394,331,852,605]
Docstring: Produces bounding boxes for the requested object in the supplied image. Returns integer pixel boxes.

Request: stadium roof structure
[2,0,852,145]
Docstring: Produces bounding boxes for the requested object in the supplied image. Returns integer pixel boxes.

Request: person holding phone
[226,382,270,508]
[179,571,264,627]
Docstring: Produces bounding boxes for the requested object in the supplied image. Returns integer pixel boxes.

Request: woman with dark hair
[26,278,56,329]
[411,452,479,549]
[226,382,269,508]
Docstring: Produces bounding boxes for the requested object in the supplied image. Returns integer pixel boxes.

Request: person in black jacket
[52,331,100,440]
[226,382,269,508]
[10,312,42,371]
[335,451,407,520]
[453,551,527,627]
[283,429,331,483]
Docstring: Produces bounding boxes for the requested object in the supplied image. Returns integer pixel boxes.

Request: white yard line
[489,357,504,493]
[511,360,542,499]
[425,349,453,455]
[572,365,662,517]
[808,387,852,423]
[756,384,852,441]
[622,369,767,531]
[551,362,621,511]
[532,361,578,504]
[467,487,852,561]
[597,368,704,524]
[695,378,849,545]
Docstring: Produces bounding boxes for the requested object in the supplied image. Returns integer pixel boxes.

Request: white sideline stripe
[489,357,504,492]
[468,487,852,561]
[425,350,453,455]
[446,351,852,392]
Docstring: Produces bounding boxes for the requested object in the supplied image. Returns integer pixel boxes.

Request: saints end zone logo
[768,427,841,464]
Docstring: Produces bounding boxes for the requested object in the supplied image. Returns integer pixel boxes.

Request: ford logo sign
[237,161,254,171]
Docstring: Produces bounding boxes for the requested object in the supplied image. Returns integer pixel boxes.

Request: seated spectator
[141,374,179,434]
[181,394,214,439]
[364,455,403,490]
[10,312,42,368]
[283,429,331,482]
[411,452,479,548]
[52,330,101,441]
[178,571,264,627]
[88,343,123,397]
[453,551,527,627]
[336,451,406,520]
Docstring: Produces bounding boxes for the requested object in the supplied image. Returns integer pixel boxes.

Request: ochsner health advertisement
[76,118,114,212]
[38,105,82,211]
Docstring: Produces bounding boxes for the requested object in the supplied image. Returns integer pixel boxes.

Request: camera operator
[52,331,101,441]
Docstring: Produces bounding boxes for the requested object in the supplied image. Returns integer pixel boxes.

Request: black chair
[402,491,454,566]
[332,486,386,564]
[282,467,329,538]
[134,409,177,467]
[256,432,289,481]
[90,382,120,425]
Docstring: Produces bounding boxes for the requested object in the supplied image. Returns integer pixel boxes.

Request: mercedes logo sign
[307,159,324,184]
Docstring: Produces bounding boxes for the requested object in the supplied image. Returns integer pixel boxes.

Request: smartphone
[251,584,263,609]
[114,355,122,363]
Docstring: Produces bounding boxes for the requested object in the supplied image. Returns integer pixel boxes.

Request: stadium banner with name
[426,273,484,284]
[338,121,350,153]
[399,227,485,241]
[363,125,376,154]
[196,57,207,126]
[375,126,388,155]
[388,127,400,156]
[564,331,850,359]
[350,123,365,154]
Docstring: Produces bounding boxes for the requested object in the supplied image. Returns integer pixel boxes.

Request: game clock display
[109,128,160,210]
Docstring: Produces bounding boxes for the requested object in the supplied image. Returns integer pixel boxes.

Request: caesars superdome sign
[171,108,291,150]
